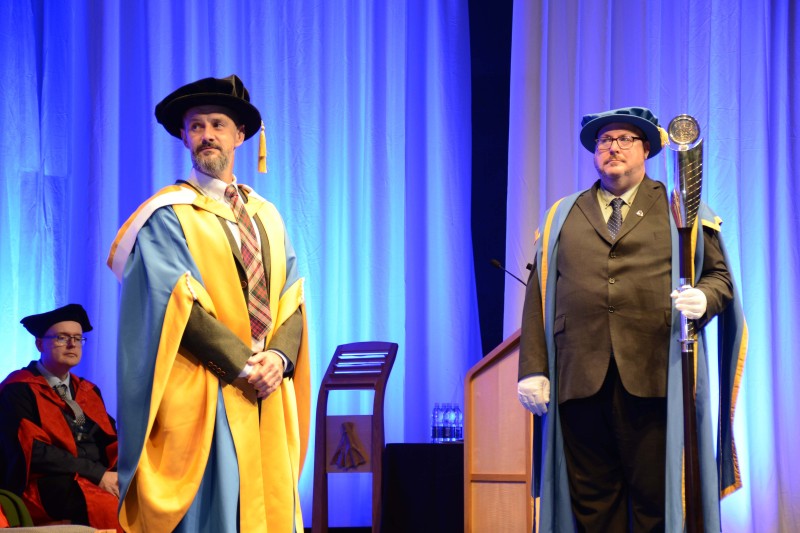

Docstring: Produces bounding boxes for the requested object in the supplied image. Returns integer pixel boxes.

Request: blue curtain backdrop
[505,1,798,531]
[3,0,799,531]
[0,0,479,526]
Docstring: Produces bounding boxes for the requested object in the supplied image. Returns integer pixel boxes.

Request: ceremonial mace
[666,114,704,533]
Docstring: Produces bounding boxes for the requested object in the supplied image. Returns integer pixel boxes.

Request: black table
[380,443,464,532]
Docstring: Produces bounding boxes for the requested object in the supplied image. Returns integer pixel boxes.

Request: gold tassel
[658,125,669,147]
[258,121,267,173]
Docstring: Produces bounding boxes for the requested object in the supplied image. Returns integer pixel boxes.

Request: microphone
[490,259,527,287]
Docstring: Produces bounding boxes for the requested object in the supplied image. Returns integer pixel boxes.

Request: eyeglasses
[595,135,643,151]
[42,335,87,346]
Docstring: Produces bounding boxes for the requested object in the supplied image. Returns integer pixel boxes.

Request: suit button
[608,306,615,313]
[609,277,616,284]
[241,280,247,289]
[610,252,617,258]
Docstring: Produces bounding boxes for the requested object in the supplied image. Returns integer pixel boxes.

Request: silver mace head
[666,115,704,229]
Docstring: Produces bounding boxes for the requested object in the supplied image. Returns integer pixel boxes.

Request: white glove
[671,285,708,320]
[518,375,550,416]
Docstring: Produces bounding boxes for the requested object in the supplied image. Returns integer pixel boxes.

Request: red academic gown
[0,363,120,530]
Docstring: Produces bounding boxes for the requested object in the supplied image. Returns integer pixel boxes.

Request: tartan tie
[607,197,624,240]
[225,184,272,341]
[54,384,86,425]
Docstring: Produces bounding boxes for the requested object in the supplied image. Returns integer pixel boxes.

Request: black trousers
[559,358,667,533]
[37,475,90,525]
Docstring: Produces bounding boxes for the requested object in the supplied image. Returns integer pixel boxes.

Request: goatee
[191,147,229,178]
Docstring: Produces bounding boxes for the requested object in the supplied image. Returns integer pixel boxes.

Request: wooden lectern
[312,341,398,533]
[464,329,536,532]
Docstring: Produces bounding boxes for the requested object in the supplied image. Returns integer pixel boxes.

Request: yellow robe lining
[120,195,309,532]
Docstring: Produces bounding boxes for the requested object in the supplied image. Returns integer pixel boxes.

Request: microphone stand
[666,115,705,533]
[490,259,527,287]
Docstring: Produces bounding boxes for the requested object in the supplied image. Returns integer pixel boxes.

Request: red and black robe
[0,362,119,529]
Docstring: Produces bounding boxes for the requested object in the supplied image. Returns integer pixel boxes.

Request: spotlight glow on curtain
[506,1,800,531]
[0,0,479,526]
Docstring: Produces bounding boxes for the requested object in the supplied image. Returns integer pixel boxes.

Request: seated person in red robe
[0,304,119,529]
[0,505,9,527]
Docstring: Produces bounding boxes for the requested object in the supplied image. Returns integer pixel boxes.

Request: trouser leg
[559,362,628,532]
[37,475,90,525]
[613,369,667,533]
[559,358,667,533]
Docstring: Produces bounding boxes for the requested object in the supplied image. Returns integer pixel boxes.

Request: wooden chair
[311,341,398,533]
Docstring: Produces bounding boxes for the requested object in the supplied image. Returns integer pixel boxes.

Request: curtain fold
[506,1,799,530]
[0,0,478,526]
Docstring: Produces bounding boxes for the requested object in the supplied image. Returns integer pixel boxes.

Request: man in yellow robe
[108,75,309,533]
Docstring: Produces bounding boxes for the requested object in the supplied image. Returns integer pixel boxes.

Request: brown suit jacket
[519,177,732,402]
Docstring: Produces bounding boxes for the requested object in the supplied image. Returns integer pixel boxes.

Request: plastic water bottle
[454,404,463,441]
[431,403,442,443]
[442,403,454,442]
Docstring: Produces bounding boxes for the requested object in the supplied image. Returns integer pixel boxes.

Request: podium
[464,329,536,532]
[312,342,398,533]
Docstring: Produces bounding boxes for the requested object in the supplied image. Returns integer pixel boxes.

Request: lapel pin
[636,210,644,217]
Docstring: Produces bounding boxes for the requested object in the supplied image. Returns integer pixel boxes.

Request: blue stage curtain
[0,0,479,526]
[506,1,799,531]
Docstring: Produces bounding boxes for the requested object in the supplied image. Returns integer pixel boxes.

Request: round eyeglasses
[42,335,87,346]
[595,135,643,151]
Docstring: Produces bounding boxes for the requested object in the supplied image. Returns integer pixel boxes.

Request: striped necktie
[225,184,272,341]
[607,197,624,240]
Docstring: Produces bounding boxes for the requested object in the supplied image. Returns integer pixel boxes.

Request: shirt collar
[186,168,239,205]
[598,181,641,207]
[36,361,70,390]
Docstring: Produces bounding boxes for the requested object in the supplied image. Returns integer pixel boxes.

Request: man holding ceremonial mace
[517,107,747,532]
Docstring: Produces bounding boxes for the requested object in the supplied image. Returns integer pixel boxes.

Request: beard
[191,144,230,177]
[595,157,632,180]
